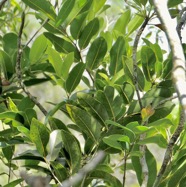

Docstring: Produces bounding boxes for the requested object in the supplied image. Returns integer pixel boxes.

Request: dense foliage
[0,0,185,186]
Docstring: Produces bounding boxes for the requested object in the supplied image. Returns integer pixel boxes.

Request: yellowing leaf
[141,105,155,121]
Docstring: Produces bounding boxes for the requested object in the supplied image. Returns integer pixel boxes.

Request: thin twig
[0,0,8,10]
[16,12,47,116]
[132,16,150,187]
[133,16,149,110]
[60,151,105,187]
[139,133,148,187]
[23,18,49,50]
[152,109,184,187]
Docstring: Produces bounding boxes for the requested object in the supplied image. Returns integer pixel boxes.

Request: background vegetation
[0,0,186,186]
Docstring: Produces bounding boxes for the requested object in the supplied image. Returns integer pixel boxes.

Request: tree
[0,0,186,186]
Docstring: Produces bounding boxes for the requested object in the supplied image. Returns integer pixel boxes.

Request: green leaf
[56,0,75,27]
[92,0,107,13]
[29,34,48,64]
[3,33,18,55]
[115,83,134,104]
[17,97,35,111]
[61,130,81,174]
[64,0,93,26]
[30,118,50,156]
[70,11,88,40]
[168,0,183,7]
[113,10,131,35]
[141,46,157,82]
[51,161,68,182]
[77,93,109,127]
[65,62,85,94]
[86,170,123,187]
[109,36,126,76]
[139,134,167,148]
[3,179,23,187]
[103,134,127,150]
[168,160,186,187]
[2,145,15,161]
[44,32,81,61]
[22,0,56,20]
[78,18,100,49]
[61,52,74,80]
[86,37,107,70]
[7,97,18,112]
[96,86,123,121]
[66,105,101,143]
[127,14,144,36]
[100,31,113,50]
[131,145,143,185]
[46,46,63,77]
[140,0,147,5]
[46,130,62,161]
[0,111,23,123]
[162,59,173,79]
[146,148,157,187]
[0,50,14,74]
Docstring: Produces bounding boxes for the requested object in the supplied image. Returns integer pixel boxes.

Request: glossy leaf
[29,34,48,64]
[65,62,85,94]
[113,10,130,35]
[146,148,157,187]
[109,36,126,76]
[46,130,62,161]
[123,59,145,90]
[139,134,167,148]
[96,86,123,121]
[70,11,88,40]
[116,83,134,104]
[51,161,68,182]
[141,46,156,82]
[168,0,183,7]
[86,37,107,70]
[78,18,100,49]
[0,50,14,74]
[56,0,75,27]
[127,14,144,36]
[103,134,126,150]
[77,93,109,127]
[66,104,101,143]
[3,179,23,187]
[64,0,93,26]
[61,130,81,173]
[86,170,123,187]
[168,160,186,187]
[22,0,56,20]
[47,46,63,77]
[93,0,106,13]
[44,32,81,61]
[30,118,50,156]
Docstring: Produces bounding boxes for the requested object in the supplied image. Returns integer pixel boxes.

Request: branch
[133,16,149,110]
[0,0,8,10]
[60,151,105,187]
[153,109,184,187]
[16,12,47,116]
[153,0,186,118]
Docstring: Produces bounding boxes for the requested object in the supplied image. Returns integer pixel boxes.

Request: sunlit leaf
[30,119,50,156]
[22,0,56,20]
[78,18,100,49]
[65,62,85,94]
